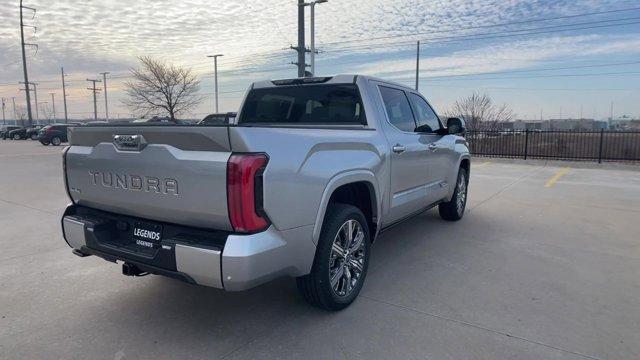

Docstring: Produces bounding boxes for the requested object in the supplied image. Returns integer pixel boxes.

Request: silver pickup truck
[61,75,470,310]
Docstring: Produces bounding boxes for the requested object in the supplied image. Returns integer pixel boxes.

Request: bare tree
[41,103,54,123]
[123,56,204,120]
[15,105,27,126]
[448,93,514,130]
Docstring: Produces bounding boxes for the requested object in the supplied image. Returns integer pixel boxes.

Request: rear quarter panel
[228,126,389,238]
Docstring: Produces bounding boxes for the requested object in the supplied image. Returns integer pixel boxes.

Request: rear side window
[379,86,416,132]
[408,93,441,132]
[239,84,366,125]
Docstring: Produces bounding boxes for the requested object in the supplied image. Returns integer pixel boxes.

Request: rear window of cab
[238,84,366,125]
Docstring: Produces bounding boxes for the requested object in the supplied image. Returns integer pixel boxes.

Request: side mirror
[447,117,465,134]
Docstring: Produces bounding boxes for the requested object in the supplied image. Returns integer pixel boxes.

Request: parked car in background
[38,124,74,146]
[8,125,42,140]
[1,125,21,140]
[60,75,470,310]
[25,125,43,140]
[198,112,237,125]
[132,116,189,124]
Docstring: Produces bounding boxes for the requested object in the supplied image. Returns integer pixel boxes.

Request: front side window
[239,84,366,125]
[408,93,441,133]
[379,86,416,132]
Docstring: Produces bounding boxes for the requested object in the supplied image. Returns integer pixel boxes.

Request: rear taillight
[227,153,269,233]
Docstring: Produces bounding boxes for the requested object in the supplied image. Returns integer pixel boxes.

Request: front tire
[297,204,370,311]
[51,136,61,146]
[40,140,50,146]
[439,167,468,221]
[13,133,21,140]
[30,133,38,140]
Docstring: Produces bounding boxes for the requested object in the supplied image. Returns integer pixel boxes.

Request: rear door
[377,85,432,225]
[65,125,233,230]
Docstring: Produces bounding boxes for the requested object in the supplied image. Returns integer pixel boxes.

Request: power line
[321,6,640,47]
[411,60,640,79]
[324,17,640,53]
[422,70,640,81]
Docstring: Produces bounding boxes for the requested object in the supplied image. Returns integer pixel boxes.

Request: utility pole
[207,55,223,113]
[415,41,420,90]
[49,93,56,121]
[86,78,102,120]
[304,0,327,76]
[296,0,306,77]
[19,0,37,126]
[19,81,37,122]
[61,67,68,123]
[1,98,5,125]
[100,72,110,121]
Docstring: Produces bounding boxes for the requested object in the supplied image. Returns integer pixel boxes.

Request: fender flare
[312,170,381,244]
[446,153,471,200]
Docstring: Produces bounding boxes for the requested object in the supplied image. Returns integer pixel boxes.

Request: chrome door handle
[392,144,406,154]
[427,143,438,151]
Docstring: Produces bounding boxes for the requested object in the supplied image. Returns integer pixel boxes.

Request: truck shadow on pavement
[76,208,489,358]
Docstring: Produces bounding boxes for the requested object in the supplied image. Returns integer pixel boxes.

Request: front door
[377,85,433,225]
[406,92,450,203]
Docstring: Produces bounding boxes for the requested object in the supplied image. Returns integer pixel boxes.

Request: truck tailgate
[65,126,232,231]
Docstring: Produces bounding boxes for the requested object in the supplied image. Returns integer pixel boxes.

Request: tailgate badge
[114,134,147,151]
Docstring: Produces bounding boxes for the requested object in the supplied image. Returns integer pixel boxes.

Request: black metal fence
[466,130,640,162]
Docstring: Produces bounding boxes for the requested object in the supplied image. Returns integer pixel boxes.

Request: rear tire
[13,133,21,140]
[297,204,370,311]
[30,133,38,140]
[439,167,468,221]
[40,140,49,146]
[51,136,61,146]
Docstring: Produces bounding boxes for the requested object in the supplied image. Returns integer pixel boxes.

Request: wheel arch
[445,154,471,200]
[313,171,381,245]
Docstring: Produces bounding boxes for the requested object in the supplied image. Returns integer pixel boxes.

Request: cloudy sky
[1,0,639,121]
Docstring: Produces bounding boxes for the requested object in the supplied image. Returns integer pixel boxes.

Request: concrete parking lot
[1,140,639,360]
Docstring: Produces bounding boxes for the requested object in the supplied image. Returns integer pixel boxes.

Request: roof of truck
[252,74,411,91]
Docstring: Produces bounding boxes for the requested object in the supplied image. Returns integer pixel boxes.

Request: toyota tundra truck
[61,75,470,310]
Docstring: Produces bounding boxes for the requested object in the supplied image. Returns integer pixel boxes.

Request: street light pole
[61,67,68,123]
[49,92,56,121]
[207,54,223,113]
[12,97,17,122]
[415,40,420,90]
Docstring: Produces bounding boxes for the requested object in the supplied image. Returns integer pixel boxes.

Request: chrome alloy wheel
[329,219,366,297]
[456,172,467,214]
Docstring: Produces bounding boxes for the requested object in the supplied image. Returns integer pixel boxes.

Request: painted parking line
[545,167,571,188]
[474,161,492,167]
[0,152,60,158]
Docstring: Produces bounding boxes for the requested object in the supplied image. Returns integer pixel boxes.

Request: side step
[72,249,91,258]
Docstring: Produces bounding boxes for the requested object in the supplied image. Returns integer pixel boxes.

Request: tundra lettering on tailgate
[88,170,179,195]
